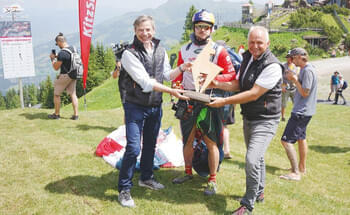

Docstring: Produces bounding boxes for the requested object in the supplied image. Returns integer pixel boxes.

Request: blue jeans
[118,102,162,192]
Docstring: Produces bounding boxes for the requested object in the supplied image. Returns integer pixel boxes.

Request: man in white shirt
[208,26,283,215]
[116,15,190,208]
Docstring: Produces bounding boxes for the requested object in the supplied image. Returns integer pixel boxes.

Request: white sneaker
[138,178,165,190]
[118,190,135,208]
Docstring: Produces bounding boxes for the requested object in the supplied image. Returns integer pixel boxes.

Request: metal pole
[19,78,24,108]
[12,10,24,108]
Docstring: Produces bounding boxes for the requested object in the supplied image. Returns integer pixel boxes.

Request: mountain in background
[0,0,260,94]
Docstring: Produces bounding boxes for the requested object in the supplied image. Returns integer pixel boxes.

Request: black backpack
[342,80,348,90]
[62,47,84,80]
[192,140,224,177]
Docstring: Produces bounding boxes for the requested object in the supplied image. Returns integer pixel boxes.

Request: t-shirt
[331,75,339,85]
[57,46,72,74]
[292,63,317,116]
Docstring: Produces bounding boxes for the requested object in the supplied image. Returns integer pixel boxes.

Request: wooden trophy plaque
[183,41,223,103]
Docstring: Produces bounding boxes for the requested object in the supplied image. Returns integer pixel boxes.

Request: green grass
[322,14,341,30]
[339,15,350,32]
[270,13,291,29]
[1,93,350,214]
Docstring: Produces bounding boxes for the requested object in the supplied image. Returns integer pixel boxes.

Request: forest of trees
[0,42,115,110]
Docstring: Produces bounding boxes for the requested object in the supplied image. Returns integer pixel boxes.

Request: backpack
[192,140,224,177]
[62,47,83,80]
[226,47,242,72]
[342,80,348,90]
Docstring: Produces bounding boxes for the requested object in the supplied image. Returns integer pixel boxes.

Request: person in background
[328,71,339,101]
[208,26,283,215]
[116,15,190,208]
[281,50,299,121]
[333,74,347,105]
[49,32,79,120]
[279,48,317,181]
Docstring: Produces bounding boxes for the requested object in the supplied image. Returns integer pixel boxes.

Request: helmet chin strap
[190,33,210,46]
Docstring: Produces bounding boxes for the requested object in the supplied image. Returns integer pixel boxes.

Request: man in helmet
[171,9,236,196]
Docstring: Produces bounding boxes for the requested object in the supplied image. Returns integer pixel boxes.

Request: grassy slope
[1,100,350,214]
[339,14,350,32]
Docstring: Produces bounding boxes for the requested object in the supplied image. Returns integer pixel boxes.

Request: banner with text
[79,0,97,89]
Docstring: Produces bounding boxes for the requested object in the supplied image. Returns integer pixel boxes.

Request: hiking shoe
[256,192,264,203]
[118,190,135,208]
[172,174,193,184]
[138,178,165,190]
[204,181,217,196]
[232,205,252,215]
[48,113,60,120]
[70,115,79,120]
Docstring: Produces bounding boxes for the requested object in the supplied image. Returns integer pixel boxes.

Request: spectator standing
[48,33,79,120]
[328,71,339,101]
[281,50,299,121]
[333,74,347,105]
[280,48,317,181]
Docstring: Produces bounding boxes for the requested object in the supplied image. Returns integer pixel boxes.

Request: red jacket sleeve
[172,51,184,84]
[215,48,236,82]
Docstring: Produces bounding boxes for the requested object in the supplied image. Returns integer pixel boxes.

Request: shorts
[281,113,312,144]
[54,74,76,96]
[330,84,338,93]
[281,89,295,108]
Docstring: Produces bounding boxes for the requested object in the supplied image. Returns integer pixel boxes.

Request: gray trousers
[240,118,280,210]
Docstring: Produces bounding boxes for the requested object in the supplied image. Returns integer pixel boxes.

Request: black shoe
[48,113,60,119]
[333,102,337,105]
[256,193,264,203]
[70,115,79,120]
[281,117,286,122]
[343,102,347,105]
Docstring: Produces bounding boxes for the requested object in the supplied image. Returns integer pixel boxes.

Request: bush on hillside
[344,34,350,49]
[305,43,326,57]
[312,4,350,16]
[289,8,343,44]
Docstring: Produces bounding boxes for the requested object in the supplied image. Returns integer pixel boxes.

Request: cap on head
[290,47,308,57]
[192,9,215,26]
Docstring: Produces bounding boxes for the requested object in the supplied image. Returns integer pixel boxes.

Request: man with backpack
[49,32,79,120]
[171,9,236,196]
[333,74,347,105]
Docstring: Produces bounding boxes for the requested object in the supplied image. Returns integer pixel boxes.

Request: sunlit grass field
[1,91,349,214]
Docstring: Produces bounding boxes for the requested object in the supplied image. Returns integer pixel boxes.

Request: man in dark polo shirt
[49,32,78,120]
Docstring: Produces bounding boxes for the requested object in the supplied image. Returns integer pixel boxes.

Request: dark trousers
[334,89,346,104]
[118,102,162,192]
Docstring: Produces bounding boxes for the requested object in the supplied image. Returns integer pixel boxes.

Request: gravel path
[309,56,350,106]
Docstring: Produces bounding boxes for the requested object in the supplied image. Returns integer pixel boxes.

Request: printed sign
[0,21,35,79]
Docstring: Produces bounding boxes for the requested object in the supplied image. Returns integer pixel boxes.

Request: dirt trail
[308,56,350,103]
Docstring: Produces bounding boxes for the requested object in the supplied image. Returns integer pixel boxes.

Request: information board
[0,21,35,79]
